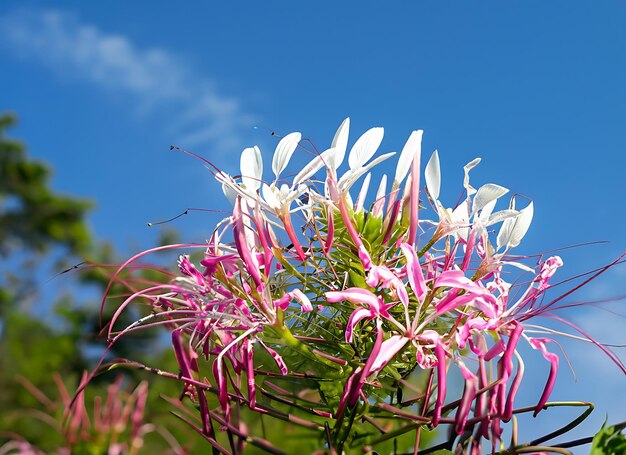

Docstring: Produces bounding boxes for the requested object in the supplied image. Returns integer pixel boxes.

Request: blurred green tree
[0,112,201,452]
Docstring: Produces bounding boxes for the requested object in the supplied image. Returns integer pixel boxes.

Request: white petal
[424,149,441,200]
[394,130,423,186]
[487,209,520,226]
[451,199,470,223]
[450,199,471,240]
[502,261,536,273]
[217,171,253,203]
[497,201,533,250]
[478,199,497,222]
[240,146,263,191]
[272,132,301,179]
[348,127,384,170]
[330,118,350,171]
[339,152,395,192]
[375,174,388,201]
[463,158,481,196]
[292,147,334,185]
[509,201,533,248]
[262,183,281,210]
[473,184,508,214]
[355,172,371,213]
[221,180,238,205]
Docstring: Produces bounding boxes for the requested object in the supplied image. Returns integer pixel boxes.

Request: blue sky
[1,1,625,450]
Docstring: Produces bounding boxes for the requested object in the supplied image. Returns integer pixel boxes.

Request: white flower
[261,182,307,214]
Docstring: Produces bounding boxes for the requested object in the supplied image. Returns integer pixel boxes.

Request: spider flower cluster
[105,119,624,454]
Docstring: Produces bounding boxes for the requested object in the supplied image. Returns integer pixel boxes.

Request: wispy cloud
[0,8,255,153]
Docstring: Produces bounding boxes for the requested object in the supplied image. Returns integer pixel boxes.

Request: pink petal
[291,289,313,312]
[345,307,373,342]
[455,361,478,434]
[529,338,559,416]
[407,130,423,245]
[178,255,207,287]
[400,243,428,301]
[326,287,381,310]
[348,321,383,407]
[370,335,409,373]
[233,198,263,286]
[432,341,447,426]
[273,292,292,311]
[435,270,485,295]
[245,341,256,409]
[503,354,524,422]
[259,340,288,375]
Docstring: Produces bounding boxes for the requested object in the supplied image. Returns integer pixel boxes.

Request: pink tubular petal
[432,341,447,426]
[434,270,486,295]
[233,197,263,286]
[173,330,212,435]
[245,341,256,409]
[455,315,489,350]
[336,367,359,419]
[484,339,506,361]
[367,266,410,307]
[372,198,386,219]
[529,338,560,416]
[400,243,428,301]
[348,321,384,407]
[280,210,306,261]
[407,130,423,245]
[273,292,292,311]
[324,207,335,256]
[291,289,313,312]
[252,202,274,274]
[213,359,230,418]
[497,322,523,414]
[178,255,207,287]
[172,330,193,379]
[455,361,478,434]
[365,266,386,288]
[382,199,401,245]
[461,230,477,272]
[435,292,478,315]
[326,287,381,309]
[345,307,373,342]
[332,177,372,270]
[503,353,525,421]
[370,335,409,373]
[357,244,372,271]
[476,358,489,439]
[258,340,288,375]
[535,256,564,291]
[418,330,448,427]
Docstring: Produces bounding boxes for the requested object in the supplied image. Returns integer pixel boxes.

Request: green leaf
[591,418,626,455]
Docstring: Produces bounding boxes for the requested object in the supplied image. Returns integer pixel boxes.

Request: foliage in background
[0,113,203,453]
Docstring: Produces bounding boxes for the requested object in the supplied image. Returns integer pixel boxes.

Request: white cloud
[0,8,255,154]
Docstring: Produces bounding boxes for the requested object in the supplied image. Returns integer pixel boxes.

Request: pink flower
[401,243,428,302]
[370,335,409,374]
[291,289,313,312]
[366,265,409,307]
[326,288,392,342]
